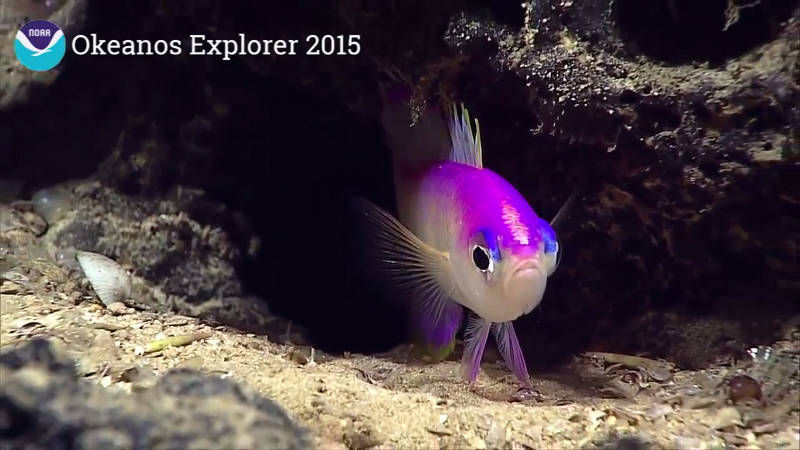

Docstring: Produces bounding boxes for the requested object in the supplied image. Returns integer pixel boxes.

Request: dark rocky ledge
[0,338,311,449]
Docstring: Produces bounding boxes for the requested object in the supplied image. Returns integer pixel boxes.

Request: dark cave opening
[2,24,407,358]
[615,0,799,64]
[186,67,410,355]
[233,107,410,354]
[1,0,411,355]
[466,0,526,28]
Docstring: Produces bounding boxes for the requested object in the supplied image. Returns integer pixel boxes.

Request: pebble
[728,375,762,402]
[0,281,22,294]
[289,346,315,365]
[107,302,134,315]
[485,421,508,448]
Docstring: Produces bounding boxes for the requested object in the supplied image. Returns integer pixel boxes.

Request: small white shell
[76,251,132,306]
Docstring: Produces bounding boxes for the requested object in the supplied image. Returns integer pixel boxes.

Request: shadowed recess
[616,0,798,64]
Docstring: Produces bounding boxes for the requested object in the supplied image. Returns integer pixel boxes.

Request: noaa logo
[14,20,66,71]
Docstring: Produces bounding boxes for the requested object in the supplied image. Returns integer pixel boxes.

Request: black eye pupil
[472,246,490,271]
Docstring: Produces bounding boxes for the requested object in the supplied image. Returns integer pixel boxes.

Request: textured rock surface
[1,270,797,449]
[0,0,88,108]
[41,181,277,334]
[1,0,798,362]
[0,338,312,449]
[340,0,800,363]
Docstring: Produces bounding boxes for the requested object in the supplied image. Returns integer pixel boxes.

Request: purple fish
[355,86,561,388]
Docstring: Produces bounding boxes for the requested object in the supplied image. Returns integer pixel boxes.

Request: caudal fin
[379,83,451,170]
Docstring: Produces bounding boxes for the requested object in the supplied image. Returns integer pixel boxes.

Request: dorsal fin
[550,189,579,228]
[447,103,484,168]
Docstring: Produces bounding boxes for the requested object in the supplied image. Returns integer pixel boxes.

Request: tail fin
[379,83,451,171]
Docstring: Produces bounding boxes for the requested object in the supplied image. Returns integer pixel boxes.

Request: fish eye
[544,241,561,276]
[472,245,493,272]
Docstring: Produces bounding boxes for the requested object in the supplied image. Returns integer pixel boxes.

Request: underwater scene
[1,1,798,448]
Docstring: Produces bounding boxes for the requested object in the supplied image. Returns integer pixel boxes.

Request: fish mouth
[503,258,547,319]
[511,259,540,277]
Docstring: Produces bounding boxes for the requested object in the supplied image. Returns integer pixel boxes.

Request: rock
[711,406,744,430]
[612,312,750,370]
[596,435,651,450]
[0,338,312,449]
[462,429,487,449]
[0,280,22,294]
[0,204,47,236]
[31,185,73,224]
[431,1,800,360]
[0,0,88,109]
[484,421,508,449]
[106,301,134,315]
[342,427,382,450]
[42,181,273,333]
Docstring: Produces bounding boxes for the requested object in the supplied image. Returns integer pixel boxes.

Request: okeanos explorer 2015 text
[70,33,362,60]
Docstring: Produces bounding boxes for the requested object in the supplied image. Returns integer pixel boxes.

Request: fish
[354,86,562,388]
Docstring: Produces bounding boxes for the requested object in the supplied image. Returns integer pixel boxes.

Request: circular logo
[14,20,66,71]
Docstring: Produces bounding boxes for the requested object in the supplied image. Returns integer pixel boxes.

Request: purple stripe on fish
[418,161,545,258]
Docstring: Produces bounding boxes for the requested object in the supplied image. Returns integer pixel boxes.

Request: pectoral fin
[353,198,462,358]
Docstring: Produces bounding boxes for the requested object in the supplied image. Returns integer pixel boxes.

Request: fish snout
[511,259,540,277]
[504,258,547,318]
